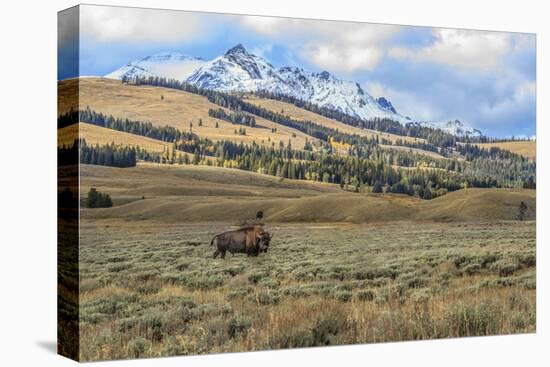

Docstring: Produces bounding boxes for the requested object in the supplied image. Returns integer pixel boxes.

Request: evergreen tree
[86,188,113,208]
[518,201,528,221]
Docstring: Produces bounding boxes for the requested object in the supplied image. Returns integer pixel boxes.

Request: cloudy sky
[60,5,536,137]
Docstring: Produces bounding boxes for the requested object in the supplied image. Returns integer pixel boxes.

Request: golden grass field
[63,78,318,149]
[59,123,171,153]
[78,164,535,224]
[58,78,535,161]
[74,164,535,361]
[477,141,536,159]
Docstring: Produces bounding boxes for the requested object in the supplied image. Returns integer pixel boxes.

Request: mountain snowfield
[416,120,482,138]
[105,53,206,81]
[106,44,482,137]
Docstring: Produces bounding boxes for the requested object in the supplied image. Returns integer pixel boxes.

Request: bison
[210,225,272,259]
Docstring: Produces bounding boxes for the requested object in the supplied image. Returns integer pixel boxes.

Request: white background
[0,0,547,365]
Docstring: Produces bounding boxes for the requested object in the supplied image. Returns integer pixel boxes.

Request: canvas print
[57,4,536,362]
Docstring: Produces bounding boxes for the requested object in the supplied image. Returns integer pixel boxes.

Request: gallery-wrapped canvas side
[57,5,80,362]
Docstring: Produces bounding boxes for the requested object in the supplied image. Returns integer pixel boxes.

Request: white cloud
[363,81,441,121]
[481,80,535,118]
[389,29,524,70]
[514,80,536,100]
[240,16,400,73]
[305,43,384,73]
[251,44,273,59]
[363,81,388,99]
[80,5,209,44]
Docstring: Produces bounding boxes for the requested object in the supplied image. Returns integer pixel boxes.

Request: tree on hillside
[192,151,201,165]
[86,188,113,208]
[518,201,528,221]
[372,181,383,193]
[350,177,360,193]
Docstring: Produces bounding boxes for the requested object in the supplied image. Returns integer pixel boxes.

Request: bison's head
[257,232,272,253]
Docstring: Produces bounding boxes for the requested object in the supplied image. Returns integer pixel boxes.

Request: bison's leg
[213,249,221,258]
[221,250,226,259]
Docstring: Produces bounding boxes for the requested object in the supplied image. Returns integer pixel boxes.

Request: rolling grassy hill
[59,122,172,153]
[245,95,423,145]
[80,164,535,224]
[58,122,213,163]
[66,78,318,149]
[58,78,444,160]
[477,141,536,159]
[59,78,533,162]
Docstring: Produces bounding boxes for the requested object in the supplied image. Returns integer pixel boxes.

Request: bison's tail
[210,235,217,246]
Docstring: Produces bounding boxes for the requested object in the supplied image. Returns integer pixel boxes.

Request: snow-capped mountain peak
[187,44,275,89]
[224,43,247,57]
[105,44,481,136]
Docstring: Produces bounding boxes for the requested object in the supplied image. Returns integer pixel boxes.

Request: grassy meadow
[477,141,536,159]
[76,163,536,361]
[79,219,535,361]
[68,78,318,149]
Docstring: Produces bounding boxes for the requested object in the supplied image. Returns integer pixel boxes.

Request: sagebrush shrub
[312,317,342,345]
[333,290,352,302]
[356,289,375,302]
[253,292,281,305]
[463,263,482,276]
[228,315,252,338]
[497,262,520,277]
[127,337,148,358]
[445,302,500,336]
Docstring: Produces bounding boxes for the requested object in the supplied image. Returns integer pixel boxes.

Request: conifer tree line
[80,141,137,167]
[58,140,79,166]
[208,108,256,127]
[58,107,79,129]
[59,139,137,168]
